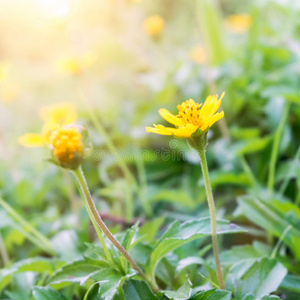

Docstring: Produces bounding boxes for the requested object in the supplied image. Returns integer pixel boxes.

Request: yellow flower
[39,102,77,126]
[55,52,97,75]
[19,102,77,147]
[143,15,165,36]
[146,93,225,138]
[224,14,252,33]
[49,125,84,169]
[190,45,206,64]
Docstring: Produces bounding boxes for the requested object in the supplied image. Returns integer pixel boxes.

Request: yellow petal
[168,124,198,138]
[145,124,172,136]
[200,111,224,131]
[18,133,45,147]
[39,102,77,125]
[159,108,183,126]
[208,111,224,127]
[201,92,224,117]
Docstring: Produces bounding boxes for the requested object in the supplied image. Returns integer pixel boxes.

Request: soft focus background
[0,0,300,299]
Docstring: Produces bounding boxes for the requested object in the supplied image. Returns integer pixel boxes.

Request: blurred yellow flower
[143,15,165,36]
[19,102,77,147]
[190,46,206,64]
[55,52,97,75]
[146,93,224,138]
[39,102,77,126]
[0,82,19,103]
[225,14,252,33]
[49,125,84,169]
[18,133,45,148]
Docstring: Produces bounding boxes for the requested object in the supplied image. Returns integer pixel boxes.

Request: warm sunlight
[19,0,79,23]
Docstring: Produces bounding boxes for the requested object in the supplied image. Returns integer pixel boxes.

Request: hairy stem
[72,167,158,292]
[198,150,225,289]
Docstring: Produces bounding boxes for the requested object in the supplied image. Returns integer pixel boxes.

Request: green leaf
[230,127,261,140]
[208,172,251,188]
[139,217,165,243]
[92,269,131,300]
[120,222,140,272]
[150,189,196,208]
[234,136,272,155]
[162,279,192,299]
[190,288,231,300]
[47,259,106,289]
[275,159,300,183]
[176,256,205,274]
[0,257,61,291]
[262,86,300,105]
[221,242,272,279]
[280,275,300,292]
[122,222,140,250]
[238,195,300,260]
[32,287,68,300]
[146,217,245,282]
[123,279,158,300]
[235,258,287,299]
[221,242,271,265]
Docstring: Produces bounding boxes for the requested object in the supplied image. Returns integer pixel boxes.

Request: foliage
[0,0,299,299]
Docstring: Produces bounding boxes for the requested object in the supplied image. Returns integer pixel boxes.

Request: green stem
[268,102,290,199]
[0,231,9,266]
[72,167,158,292]
[0,198,55,255]
[197,149,225,290]
[74,178,114,265]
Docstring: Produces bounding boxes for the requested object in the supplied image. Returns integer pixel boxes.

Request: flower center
[50,127,83,163]
[177,99,202,127]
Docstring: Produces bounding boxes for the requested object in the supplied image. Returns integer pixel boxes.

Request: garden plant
[0,0,299,299]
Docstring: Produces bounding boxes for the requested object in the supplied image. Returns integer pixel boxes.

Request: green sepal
[187,132,208,153]
[191,128,203,138]
[44,158,61,167]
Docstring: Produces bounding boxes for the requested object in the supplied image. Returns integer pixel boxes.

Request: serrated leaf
[91,269,130,300]
[235,258,287,299]
[146,217,245,282]
[190,288,231,300]
[47,259,106,289]
[162,279,192,299]
[32,286,68,300]
[123,279,158,300]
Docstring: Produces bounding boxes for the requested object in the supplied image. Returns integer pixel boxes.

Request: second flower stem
[72,167,158,292]
[198,149,225,290]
